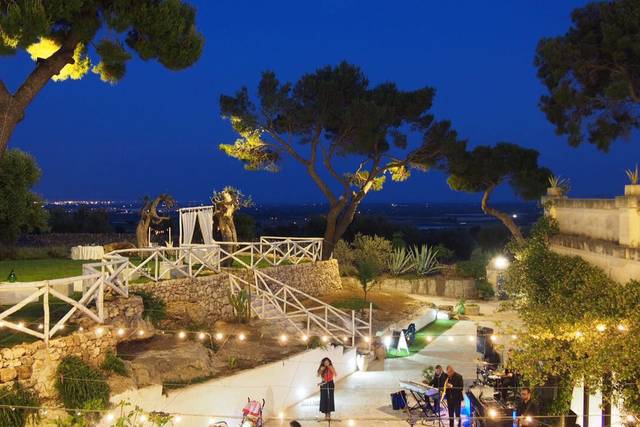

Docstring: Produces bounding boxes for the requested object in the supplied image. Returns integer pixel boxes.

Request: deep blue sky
[2,0,637,204]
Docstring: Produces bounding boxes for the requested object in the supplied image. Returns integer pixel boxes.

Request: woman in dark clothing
[317,357,337,419]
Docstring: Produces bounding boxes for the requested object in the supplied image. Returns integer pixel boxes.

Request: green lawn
[0,258,86,282]
[386,319,457,358]
[330,297,379,311]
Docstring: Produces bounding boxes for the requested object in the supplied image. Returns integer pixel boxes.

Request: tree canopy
[0,148,48,244]
[506,218,640,415]
[445,142,550,241]
[219,61,460,257]
[0,0,204,158]
[535,0,640,151]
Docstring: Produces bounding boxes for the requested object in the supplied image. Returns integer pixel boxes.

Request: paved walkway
[285,320,480,426]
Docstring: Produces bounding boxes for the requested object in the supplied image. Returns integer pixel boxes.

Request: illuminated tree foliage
[219,62,460,258]
[535,0,640,151]
[0,148,48,245]
[506,218,640,415]
[0,0,204,158]
[445,142,550,242]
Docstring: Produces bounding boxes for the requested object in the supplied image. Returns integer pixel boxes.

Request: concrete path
[284,320,480,426]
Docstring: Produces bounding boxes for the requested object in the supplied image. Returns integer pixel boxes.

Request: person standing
[444,365,464,427]
[318,358,337,420]
[429,365,447,416]
[517,387,538,426]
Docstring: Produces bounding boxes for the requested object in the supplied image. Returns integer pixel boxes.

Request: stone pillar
[615,186,640,248]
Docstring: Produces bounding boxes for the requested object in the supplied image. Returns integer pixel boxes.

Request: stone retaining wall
[130,260,342,328]
[0,296,146,399]
[347,275,478,299]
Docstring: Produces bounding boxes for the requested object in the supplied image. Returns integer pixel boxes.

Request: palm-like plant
[411,245,442,276]
[625,164,639,185]
[388,247,415,275]
[548,175,571,192]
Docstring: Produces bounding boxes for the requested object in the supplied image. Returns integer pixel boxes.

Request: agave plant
[411,245,442,276]
[387,247,415,275]
[548,174,571,192]
[626,164,639,185]
[228,289,250,323]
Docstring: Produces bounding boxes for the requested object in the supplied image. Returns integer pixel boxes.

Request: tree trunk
[136,219,151,248]
[321,196,362,260]
[481,186,524,243]
[582,385,589,427]
[0,35,78,159]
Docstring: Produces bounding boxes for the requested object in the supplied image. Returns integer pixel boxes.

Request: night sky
[2,0,637,204]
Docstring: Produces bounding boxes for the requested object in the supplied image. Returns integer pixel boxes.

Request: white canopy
[178,206,215,246]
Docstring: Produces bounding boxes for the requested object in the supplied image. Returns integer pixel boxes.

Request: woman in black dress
[317,357,337,419]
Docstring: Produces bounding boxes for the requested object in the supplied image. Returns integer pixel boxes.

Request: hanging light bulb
[238,333,246,341]
[596,324,606,333]
[198,332,206,340]
[178,331,186,339]
[215,332,224,341]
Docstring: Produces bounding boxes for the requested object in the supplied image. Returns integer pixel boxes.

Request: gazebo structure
[177,205,215,246]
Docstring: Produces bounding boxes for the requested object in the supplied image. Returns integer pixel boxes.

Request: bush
[133,290,166,326]
[55,356,110,413]
[0,246,68,260]
[433,244,455,263]
[228,289,250,323]
[100,351,128,376]
[476,280,495,300]
[0,383,39,427]
[352,233,392,270]
[455,250,489,280]
[333,239,355,276]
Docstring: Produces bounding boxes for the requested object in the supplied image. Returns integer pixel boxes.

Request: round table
[70,245,104,260]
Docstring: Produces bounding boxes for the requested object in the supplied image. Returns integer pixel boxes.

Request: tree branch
[481,184,524,242]
[14,33,80,109]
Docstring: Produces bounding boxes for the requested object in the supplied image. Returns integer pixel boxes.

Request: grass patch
[330,297,379,311]
[386,319,457,358]
[0,259,85,282]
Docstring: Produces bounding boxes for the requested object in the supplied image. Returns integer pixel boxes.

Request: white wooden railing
[229,269,371,347]
[102,238,323,283]
[0,257,129,344]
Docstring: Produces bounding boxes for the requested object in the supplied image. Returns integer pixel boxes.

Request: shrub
[411,245,442,276]
[133,290,166,326]
[55,356,110,413]
[387,247,414,275]
[352,233,392,270]
[228,289,250,323]
[333,239,355,276]
[0,383,39,427]
[475,280,495,300]
[355,255,381,302]
[100,351,128,376]
[433,244,454,263]
[454,250,489,280]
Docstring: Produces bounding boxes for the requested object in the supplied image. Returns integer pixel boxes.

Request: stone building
[542,184,640,283]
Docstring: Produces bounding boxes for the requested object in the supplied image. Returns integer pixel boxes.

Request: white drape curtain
[197,209,214,244]
[181,211,197,245]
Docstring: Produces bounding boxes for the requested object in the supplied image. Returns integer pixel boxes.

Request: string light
[139,414,147,422]
[488,408,497,419]
[178,331,186,339]
[321,336,329,343]
[490,335,497,342]
[106,413,114,422]
[596,324,606,332]
[279,334,288,344]
[511,334,517,339]
[575,331,583,338]
[348,419,356,426]
[426,336,433,342]
[137,329,144,337]
[363,336,370,343]
[78,326,83,332]
[37,324,43,330]
[447,336,454,342]
[95,327,104,336]
[215,332,224,341]
[278,411,284,419]
[617,324,627,332]
[525,416,533,423]
[468,336,475,342]
[174,415,182,424]
[301,335,309,342]
[342,336,349,343]
[198,332,206,340]
[18,321,24,328]
[238,333,246,341]
[117,328,125,336]
[60,324,65,330]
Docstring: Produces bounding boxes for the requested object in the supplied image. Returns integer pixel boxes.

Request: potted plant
[625,164,640,196]
[547,175,570,197]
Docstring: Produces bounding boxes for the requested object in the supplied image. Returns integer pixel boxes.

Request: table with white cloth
[70,245,104,260]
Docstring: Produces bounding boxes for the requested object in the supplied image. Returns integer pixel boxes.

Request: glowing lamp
[493,256,509,270]
[383,335,392,348]
[490,335,497,342]
[215,332,224,341]
[279,334,288,343]
[488,408,497,418]
[238,333,246,341]
[178,331,186,339]
[596,324,606,332]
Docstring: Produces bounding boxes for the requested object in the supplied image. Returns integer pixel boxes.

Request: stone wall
[130,260,342,328]
[543,187,640,282]
[346,275,478,299]
[0,296,146,399]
